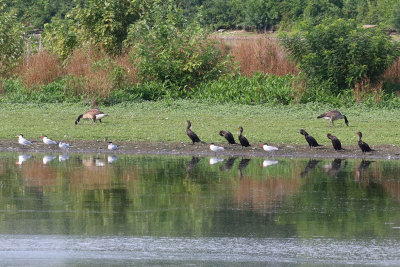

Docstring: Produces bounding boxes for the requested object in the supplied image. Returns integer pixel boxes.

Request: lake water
[1,152,400,266]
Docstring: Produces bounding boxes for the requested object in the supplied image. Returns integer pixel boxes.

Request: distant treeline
[4,0,400,31]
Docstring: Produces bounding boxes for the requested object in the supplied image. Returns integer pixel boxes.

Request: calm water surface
[1,152,400,266]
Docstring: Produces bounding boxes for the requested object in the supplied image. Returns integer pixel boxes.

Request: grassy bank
[1,100,400,147]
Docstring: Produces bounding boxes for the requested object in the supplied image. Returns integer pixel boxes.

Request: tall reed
[18,51,63,89]
[216,35,298,76]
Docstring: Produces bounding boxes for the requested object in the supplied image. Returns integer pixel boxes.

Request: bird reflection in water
[261,160,279,167]
[58,154,69,162]
[108,155,118,164]
[209,157,224,165]
[356,160,374,182]
[42,155,57,165]
[220,157,237,171]
[185,156,201,178]
[300,159,321,177]
[238,158,251,178]
[322,158,347,177]
[16,154,32,165]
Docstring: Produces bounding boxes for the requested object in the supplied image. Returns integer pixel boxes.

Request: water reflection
[322,158,347,177]
[220,157,236,171]
[261,159,279,167]
[1,153,400,265]
[209,157,224,165]
[16,154,31,165]
[58,154,69,162]
[107,155,118,164]
[42,155,56,164]
[300,159,321,177]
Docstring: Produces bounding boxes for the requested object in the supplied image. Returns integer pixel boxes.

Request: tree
[71,0,148,55]
[279,19,400,91]
[126,0,229,94]
[0,6,25,76]
[43,17,78,60]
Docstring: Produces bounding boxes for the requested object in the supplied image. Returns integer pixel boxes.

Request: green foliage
[127,0,229,94]
[70,0,146,55]
[42,17,78,59]
[190,73,294,105]
[0,7,25,76]
[279,19,400,91]
[393,3,400,31]
[243,0,281,31]
[0,78,77,103]
[201,0,245,29]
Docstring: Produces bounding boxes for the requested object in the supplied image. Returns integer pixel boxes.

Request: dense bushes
[279,19,400,91]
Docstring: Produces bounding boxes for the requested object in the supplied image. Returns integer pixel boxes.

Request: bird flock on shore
[15,107,373,156]
[186,109,374,155]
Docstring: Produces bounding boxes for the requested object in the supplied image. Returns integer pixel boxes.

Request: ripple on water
[0,235,399,266]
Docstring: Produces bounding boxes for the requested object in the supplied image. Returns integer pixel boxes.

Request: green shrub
[279,19,400,92]
[126,0,230,95]
[0,10,25,76]
[190,73,294,105]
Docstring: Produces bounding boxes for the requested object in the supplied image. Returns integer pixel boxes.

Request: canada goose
[219,130,236,144]
[299,129,322,148]
[209,143,224,155]
[238,126,250,147]
[356,132,373,153]
[107,142,118,150]
[317,110,349,127]
[16,134,32,145]
[260,143,278,151]
[41,135,57,145]
[75,108,108,125]
[186,120,203,145]
[327,133,343,151]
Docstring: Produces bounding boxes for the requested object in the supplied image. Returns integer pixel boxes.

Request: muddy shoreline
[2,140,400,159]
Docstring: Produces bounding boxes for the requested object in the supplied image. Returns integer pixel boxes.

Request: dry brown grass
[216,35,298,76]
[65,48,137,98]
[383,57,400,84]
[18,51,63,89]
[353,78,383,103]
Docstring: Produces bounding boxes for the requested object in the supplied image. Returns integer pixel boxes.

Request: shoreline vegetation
[1,101,400,159]
[2,1,400,161]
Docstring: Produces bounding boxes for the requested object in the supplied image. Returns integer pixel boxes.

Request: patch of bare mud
[1,140,400,159]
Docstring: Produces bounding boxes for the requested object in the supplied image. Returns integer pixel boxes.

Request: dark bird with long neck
[300,129,322,148]
[219,130,236,144]
[327,133,343,151]
[238,126,250,147]
[186,120,203,145]
[317,110,349,127]
[356,131,373,153]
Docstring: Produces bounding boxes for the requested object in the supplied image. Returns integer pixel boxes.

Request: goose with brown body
[75,108,108,125]
[238,126,250,147]
[300,129,322,148]
[317,110,349,127]
[219,130,236,144]
[186,120,203,145]
[356,132,373,153]
[327,133,343,151]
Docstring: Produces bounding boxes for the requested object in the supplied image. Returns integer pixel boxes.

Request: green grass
[1,100,399,147]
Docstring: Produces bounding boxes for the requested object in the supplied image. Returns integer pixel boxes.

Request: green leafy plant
[279,19,400,92]
[0,7,25,77]
[126,0,230,95]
